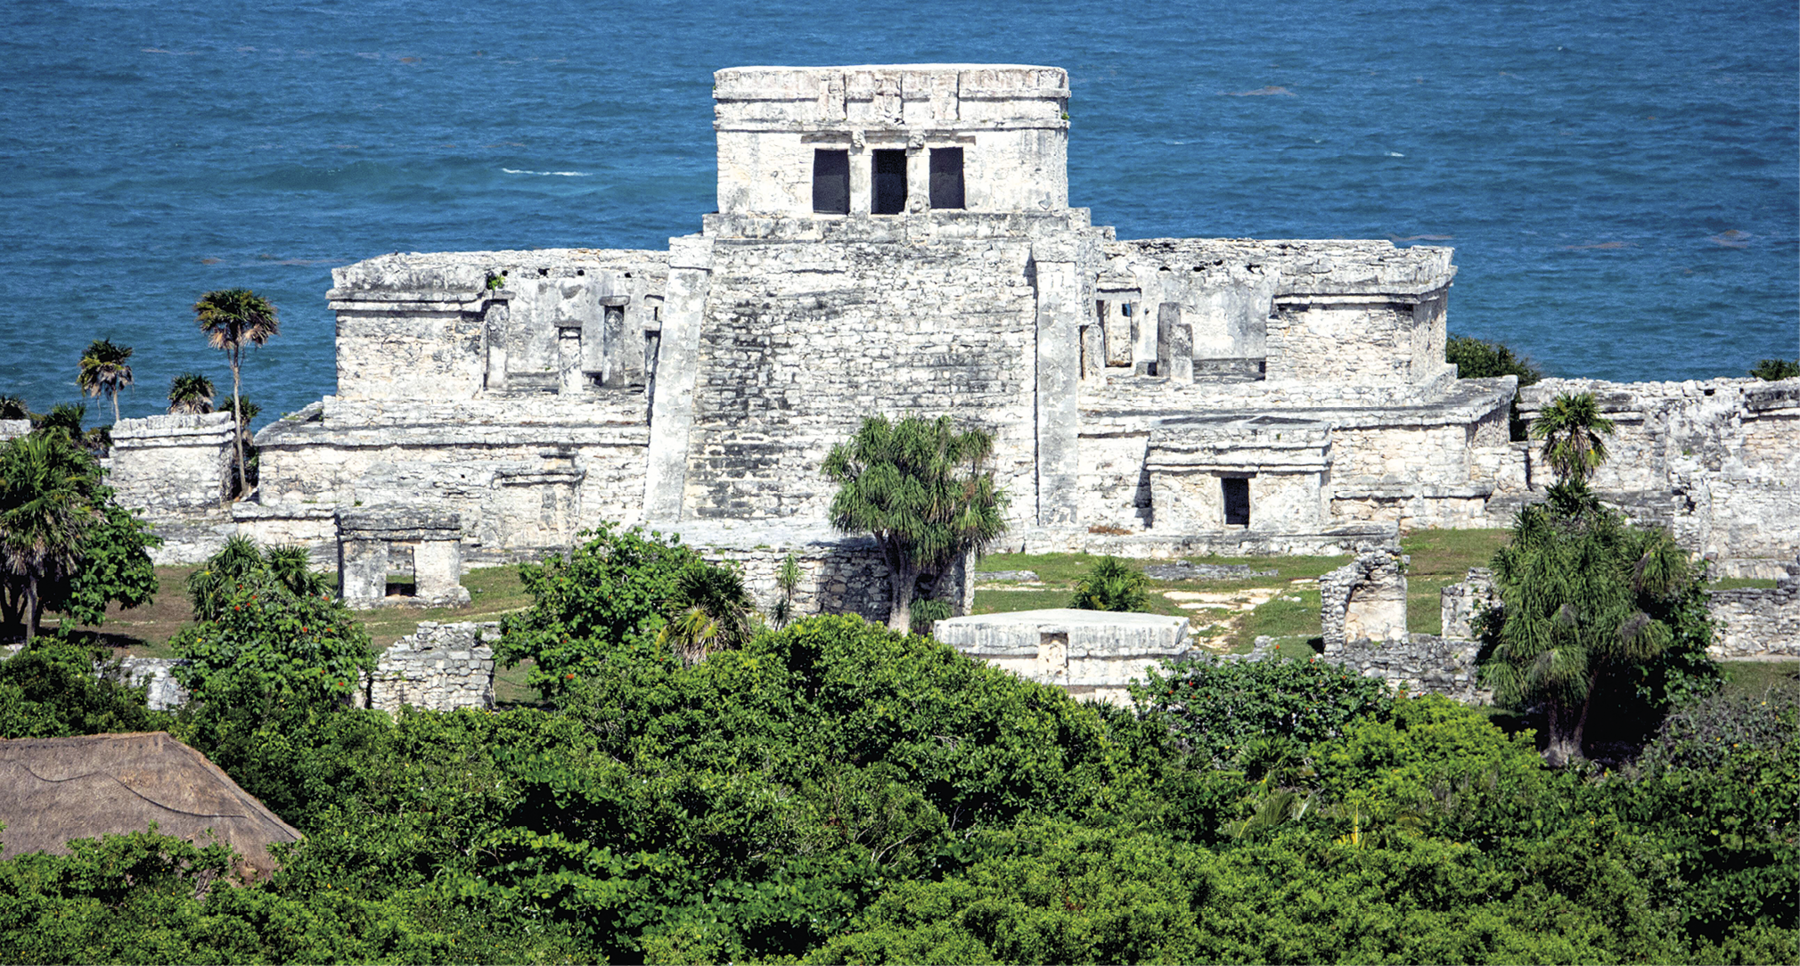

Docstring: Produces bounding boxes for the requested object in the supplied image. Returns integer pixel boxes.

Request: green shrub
[1135,657,1393,767]
[1749,358,1800,381]
[1069,556,1150,612]
[0,641,159,738]
[1446,335,1543,440]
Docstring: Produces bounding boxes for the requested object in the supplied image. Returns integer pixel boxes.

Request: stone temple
[102,64,1791,625]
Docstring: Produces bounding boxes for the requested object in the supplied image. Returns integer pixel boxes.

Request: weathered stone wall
[675,213,1101,525]
[108,412,236,512]
[1706,554,1800,659]
[1439,568,1498,640]
[712,65,1070,218]
[358,622,497,714]
[933,608,1190,705]
[337,507,470,609]
[1514,376,1800,576]
[1321,550,1408,649]
[669,522,973,626]
[104,657,190,711]
[1326,634,1491,704]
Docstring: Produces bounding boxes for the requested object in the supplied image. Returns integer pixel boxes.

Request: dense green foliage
[824,415,1009,631]
[1069,556,1151,612]
[0,642,161,737]
[1446,335,1542,439]
[498,522,757,697]
[0,430,159,639]
[1749,358,1800,381]
[1483,482,1716,765]
[1,524,1792,962]
[170,566,375,713]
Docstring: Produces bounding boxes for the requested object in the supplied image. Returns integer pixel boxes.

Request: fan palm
[0,433,100,641]
[76,339,134,424]
[824,415,1009,632]
[0,396,31,421]
[1531,392,1615,485]
[656,563,755,665]
[193,289,279,498]
[167,373,216,414]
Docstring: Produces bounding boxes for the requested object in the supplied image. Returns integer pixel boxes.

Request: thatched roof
[0,732,302,877]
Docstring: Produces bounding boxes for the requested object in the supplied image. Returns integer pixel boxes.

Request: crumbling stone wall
[1326,634,1491,704]
[107,412,237,512]
[1321,550,1408,650]
[1439,568,1498,640]
[359,622,497,714]
[1707,555,1800,659]
[1514,376,1800,576]
[933,608,1190,706]
[104,657,190,712]
[337,508,470,609]
[672,523,973,626]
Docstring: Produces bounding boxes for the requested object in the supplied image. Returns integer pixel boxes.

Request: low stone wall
[1320,550,1408,650]
[142,510,237,565]
[1324,634,1491,704]
[933,608,1191,706]
[107,657,190,711]
[670,521,973,626]
[1709,587,1799,658]
[107,412,237,512]
[358,622,497,714]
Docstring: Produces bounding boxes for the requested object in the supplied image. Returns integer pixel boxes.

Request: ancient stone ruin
[357,622,497,714]
[336,508,470,610]
[933,608,1191,705]
[75,63,1793,644]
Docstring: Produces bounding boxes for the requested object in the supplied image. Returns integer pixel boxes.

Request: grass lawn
[51,564,534,655]
[974,531,1516,658]
[1718,659,1800,699]
[1398,528,1511,635]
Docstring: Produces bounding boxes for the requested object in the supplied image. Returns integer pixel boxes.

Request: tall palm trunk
[23,573,39,643]
[229,347,246,502]
[882,542,918,633]
[110,390,120,425]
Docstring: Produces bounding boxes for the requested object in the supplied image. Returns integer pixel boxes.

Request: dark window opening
[928,147,964,209]
[872,149,908,214]
[1222,478,1251,526]
[813,149,850,214]
[385,543,417,597]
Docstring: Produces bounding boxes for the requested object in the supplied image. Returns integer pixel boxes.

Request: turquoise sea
[2,0,1795,428]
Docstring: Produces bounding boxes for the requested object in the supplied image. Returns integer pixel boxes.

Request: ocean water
[1,0,1795,430]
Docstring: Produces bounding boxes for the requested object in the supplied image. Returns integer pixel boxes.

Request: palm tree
[1531,392,1615,485]
[824,415,1009,632]
[0,433,100,641]
[193,289,279,498]
[656,563,755,665]
[167,373,216,414]
[76,339,134,424]
[0,396,30,421]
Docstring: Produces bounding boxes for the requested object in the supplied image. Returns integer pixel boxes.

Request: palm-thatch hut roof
[0,731,301,877]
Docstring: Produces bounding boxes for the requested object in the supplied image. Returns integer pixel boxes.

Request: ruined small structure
[358,621,497,714]
[933,608,1191,705]
[1320,550,1409,651]
[336,507,470,609]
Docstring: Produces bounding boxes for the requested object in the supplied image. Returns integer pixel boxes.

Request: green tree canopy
[1482,483,1713,765]
[1749,358,1800,381]
[76,338,134,424]
[166,372,215,414]
[823,415,1009,632]
[1446,335,1543,440]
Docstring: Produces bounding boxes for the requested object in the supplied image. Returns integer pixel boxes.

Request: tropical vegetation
[75,338,133,424]
[193,288,280,497]
[166,372,216,414]
[824,415,1009,631]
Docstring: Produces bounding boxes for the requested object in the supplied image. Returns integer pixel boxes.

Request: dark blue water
[2,0,1795,429]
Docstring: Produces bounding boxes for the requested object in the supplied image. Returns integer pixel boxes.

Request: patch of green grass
[353,565,531,646]
[970,588,1068,616]
[1229,588,1321,652]
[1274,637,1324,661]
[1709,577,1780,591]
[1400,528,1511,579]
[1718,660,1800,699]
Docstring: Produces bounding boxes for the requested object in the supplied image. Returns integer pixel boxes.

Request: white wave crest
[502,168,590,177]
